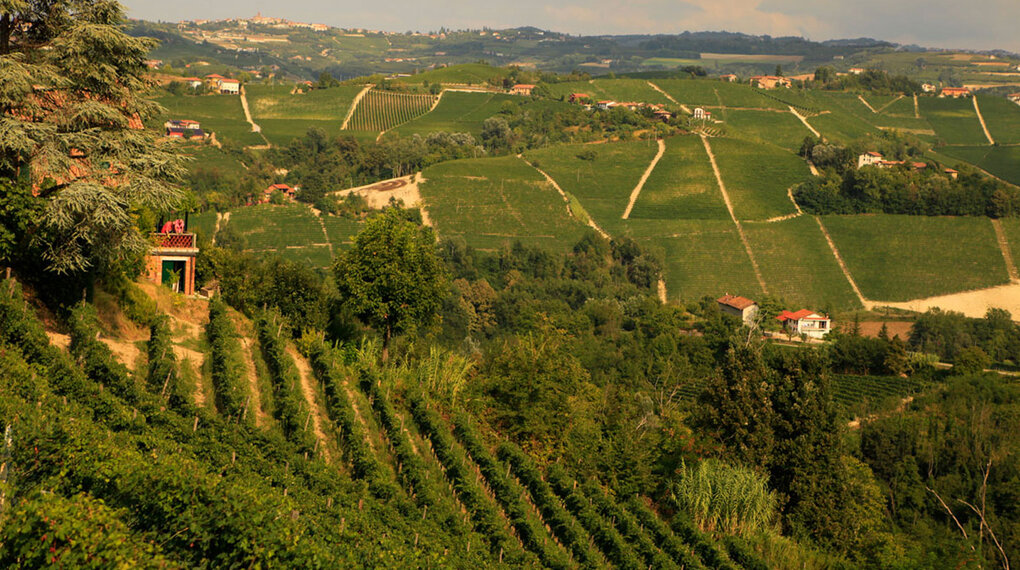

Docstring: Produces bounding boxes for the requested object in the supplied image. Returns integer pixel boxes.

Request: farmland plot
[627,135,729,221]
[822,214,1009,301]
[744,216,862,309]
[722,109,813,151]
[524,140,660,230]
[419,156,587,251]
[709,137,809,221]
[246,84,363,120]
[390,92,516,137]
[918,97,988,145]
[155,94,263,146]
[939,145,1020,186]
[975,96,1020,145]
[345,90,437,132]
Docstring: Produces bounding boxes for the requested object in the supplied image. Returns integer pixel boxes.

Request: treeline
[811,67,921,94]
[795,136,1020,217]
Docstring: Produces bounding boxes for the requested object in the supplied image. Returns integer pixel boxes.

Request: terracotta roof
[512,84,536,89]
[866,151,883,157]
[717,294,757,310]
[777,309,828,321]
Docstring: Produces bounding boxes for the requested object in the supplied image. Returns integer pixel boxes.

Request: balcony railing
[152,233,196,249]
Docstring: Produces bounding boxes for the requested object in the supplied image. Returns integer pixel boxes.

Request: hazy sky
[121,0,1020,53]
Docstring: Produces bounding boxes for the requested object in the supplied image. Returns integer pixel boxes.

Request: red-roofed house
[256,183,297,204]
[717,294,759,326]
[719,74,737,82]
[776,310,832,339]
[181,77,203,88]
[945,168,959,180]
[693,107,712,120]
[1008,93,1020,105]
[940,87,972,98]
[510,84,536,96]
[218,78,240,94]
[568,93,590,104]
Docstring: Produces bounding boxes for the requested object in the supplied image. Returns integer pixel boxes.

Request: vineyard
[345,89,438,132]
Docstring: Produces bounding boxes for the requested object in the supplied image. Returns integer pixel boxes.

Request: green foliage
[667,459,778,535]
[146,314,188,408]
[577,480,679,569]
[346,89,436,132]
[1,1,186,275]
[624,497,705,569]
[68,302,140,404]
[206,297,251,422]
[0,492,171,568]
[333,207,446,356]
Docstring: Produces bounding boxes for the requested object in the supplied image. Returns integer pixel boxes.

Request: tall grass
[669,459,777,535]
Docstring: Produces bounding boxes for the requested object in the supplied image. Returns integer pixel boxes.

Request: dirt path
[230,312,268,427]
[973,96,996,145]
[239,86,271,147]
[287,346,333,463]
[701,135,768,294]
[868,282,1020,319]
[813,216,868,306]
[913,94,920,119]
[806,161,820,177]
[657,279,667,303]
[646,81,691,113]
[521,157,610,239]
[211,211,230,245]
[789,106,820,138]
[340,84,374,130]
[857,95,878,113]
[991,218,1019,282]
[622,138,666,219]
[788,187,804,214]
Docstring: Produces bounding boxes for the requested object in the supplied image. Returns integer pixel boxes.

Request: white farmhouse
[776,310,832,339]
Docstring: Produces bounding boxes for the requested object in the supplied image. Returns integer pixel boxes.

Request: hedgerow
[206,297,251,422]
[255,311,316,452]
[301,334,398,499]
[497,442,601,566]
[407,394,534,565]
[545,463,643,569]
[452,413,573,569]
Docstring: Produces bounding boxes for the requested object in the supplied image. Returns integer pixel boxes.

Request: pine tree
[0,0,185,275]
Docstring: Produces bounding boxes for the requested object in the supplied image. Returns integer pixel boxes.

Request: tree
[333,207,446,360]
[0,0,185,277]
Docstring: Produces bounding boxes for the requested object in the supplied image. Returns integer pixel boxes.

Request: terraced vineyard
[831,375,927,412]
[345,89,438,132]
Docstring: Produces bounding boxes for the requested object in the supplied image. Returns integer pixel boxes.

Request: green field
[189,211,218,242]
[709,137,808,221]
[541,78,672,105]
[822,215,1009,301]
[411,63,511,85]
[744,216,861,309]
[722,109,813,151]
[918,96,989,145]
[256,118,335,146]
[645,220,763,302]
[937,145,1020,186]
[226,203,325,249]
[419,156,587,251]
[246,84,363,120]
[652,79,787,109]
[806,108,880,142]
[627,135,728,220]
[523,140,661,229]
[389,91,516,137]
[880,95,916,117]
[321,215,364,250]
[155,93,264,146]
[975,95,1020,145]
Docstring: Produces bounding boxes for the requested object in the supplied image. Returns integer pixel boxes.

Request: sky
[121,0,1020,53]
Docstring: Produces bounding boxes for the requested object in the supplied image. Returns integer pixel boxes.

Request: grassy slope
[523,140,660,230]
[628,135,729,221]
[420,156,587,251]
[938,145,1020,186]
[744,216,861,310]
[918,96,988,145]
[823,214,1008,301]
[721,109,813,152]
[710,137,808,221]
[975,96,1020,145]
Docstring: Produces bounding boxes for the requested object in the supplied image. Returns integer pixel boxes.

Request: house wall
[145,253,196,296]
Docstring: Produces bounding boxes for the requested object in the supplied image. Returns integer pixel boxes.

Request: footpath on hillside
[621,139,666,219]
